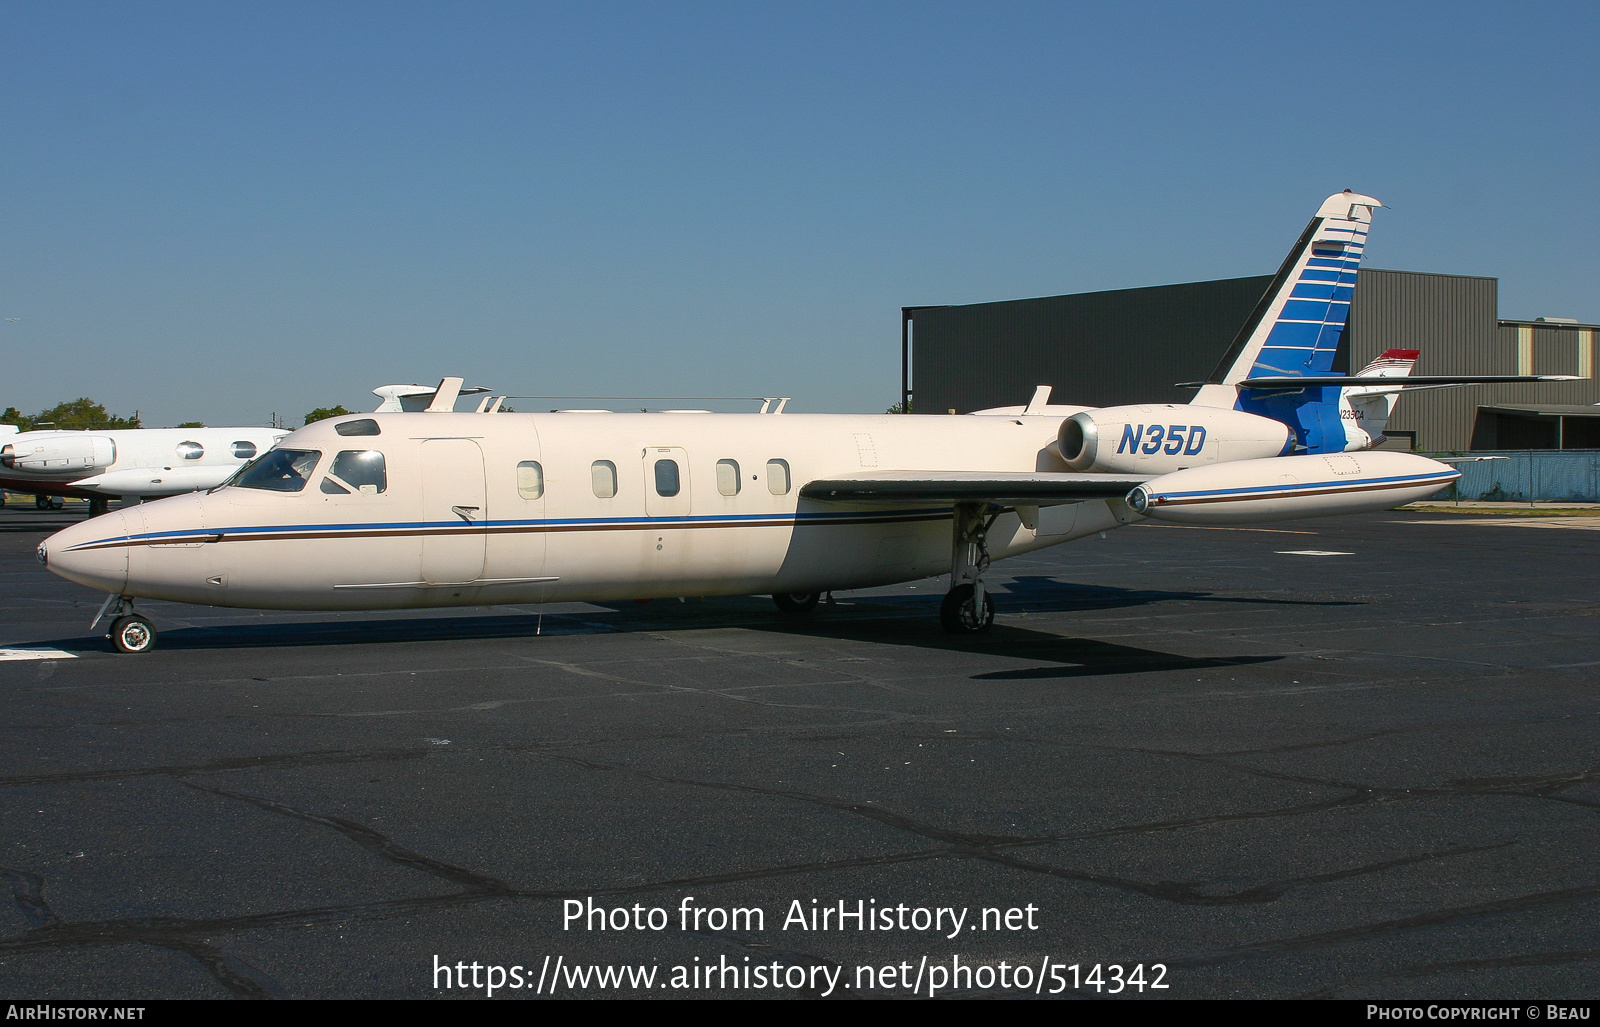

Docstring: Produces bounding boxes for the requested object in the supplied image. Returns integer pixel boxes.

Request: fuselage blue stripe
[68,507,956,549]
[1151,470,1456,501]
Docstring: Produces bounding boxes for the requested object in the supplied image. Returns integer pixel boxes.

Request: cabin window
[321,450,387,495]
[177,441,204,460]
[766,458,790,496]
[716,459,740,496]
[654,458,680,497]
[235,449,321,493]
[231,441,257,460]
[517,460,545,499]
[591,460,618,499]
[334,418,381,436]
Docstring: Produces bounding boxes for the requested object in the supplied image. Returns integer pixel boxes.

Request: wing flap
[800,470,1151,504]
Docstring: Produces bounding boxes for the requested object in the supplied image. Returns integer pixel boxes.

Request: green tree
[885,400,912,414]
[2,399,140,431]
[304,405,353,425]
[175,421,205,428]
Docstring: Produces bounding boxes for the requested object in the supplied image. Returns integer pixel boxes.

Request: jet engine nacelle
[1057,404,1291,474]
[1127,451,1460,525]
[1,435,117,473]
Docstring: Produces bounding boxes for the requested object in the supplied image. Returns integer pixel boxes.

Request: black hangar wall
[905,270,1600,452]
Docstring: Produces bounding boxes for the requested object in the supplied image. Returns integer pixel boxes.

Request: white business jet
[40,191,1572,652]
[1,424,288,513]
[0,383,488,512]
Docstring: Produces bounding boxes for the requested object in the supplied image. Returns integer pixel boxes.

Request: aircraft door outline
[420,438,487,584]
[642,447,692,519]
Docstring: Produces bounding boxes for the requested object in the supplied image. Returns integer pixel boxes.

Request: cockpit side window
[320,450,387,495]
[234,449,322,492]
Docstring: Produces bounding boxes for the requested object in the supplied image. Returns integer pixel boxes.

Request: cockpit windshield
[232,449,322,492]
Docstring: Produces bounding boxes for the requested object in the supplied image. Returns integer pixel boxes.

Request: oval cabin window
[591,460,617,499]
[716,459,740,496]
[766,458,790,496]
[654,459,680,497]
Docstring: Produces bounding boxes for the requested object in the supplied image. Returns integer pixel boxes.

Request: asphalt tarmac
[1,505,1596,1000]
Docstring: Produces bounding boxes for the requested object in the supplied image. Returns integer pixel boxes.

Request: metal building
[904,269,1600,452]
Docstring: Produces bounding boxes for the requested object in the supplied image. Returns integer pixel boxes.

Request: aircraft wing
[800,470,1152,504]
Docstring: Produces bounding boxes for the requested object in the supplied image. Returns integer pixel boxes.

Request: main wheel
[939,584,995,634]
[772,592,821,615]
[109,614,156,654]
[47,496,64,510]
[34,495,48,509]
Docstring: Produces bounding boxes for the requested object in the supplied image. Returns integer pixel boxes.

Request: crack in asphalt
[182,782,516,896]
[527,750,1515,906]
[1174,883,1600,969]
[1,862,285,999]
[0,746,436,789]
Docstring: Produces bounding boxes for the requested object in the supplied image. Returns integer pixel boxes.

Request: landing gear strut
[941,502,997,633]
[87,497,110,517]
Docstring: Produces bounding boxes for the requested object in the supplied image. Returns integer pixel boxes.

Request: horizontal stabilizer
[1180,375,1579,389]
[801,470,1152,504]
[372,381,493,413]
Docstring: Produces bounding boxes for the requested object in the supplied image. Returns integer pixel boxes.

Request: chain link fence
[1429,450,1600,503]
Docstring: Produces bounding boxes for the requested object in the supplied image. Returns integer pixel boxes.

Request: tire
[109,614,156,654]
[48,496,64,510]
[34,495,48,510]
[772,592,821,615]
[939,584,995,634]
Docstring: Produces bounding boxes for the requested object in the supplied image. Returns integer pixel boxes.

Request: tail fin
[1344,349,1419,446]
[1191,190,1381,408]
[1354,349,1418,379]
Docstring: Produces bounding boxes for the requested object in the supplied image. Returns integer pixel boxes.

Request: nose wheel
[109,614,157,654]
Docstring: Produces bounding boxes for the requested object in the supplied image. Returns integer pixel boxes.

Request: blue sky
[2,1,1595,425]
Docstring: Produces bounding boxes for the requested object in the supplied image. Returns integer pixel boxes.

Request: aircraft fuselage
[42,411,1129,610]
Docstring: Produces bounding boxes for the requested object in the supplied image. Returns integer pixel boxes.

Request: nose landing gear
[942,503,997,633]
[91,595,158,654]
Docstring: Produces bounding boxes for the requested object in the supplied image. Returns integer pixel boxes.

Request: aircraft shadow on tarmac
[30,576,1327,677]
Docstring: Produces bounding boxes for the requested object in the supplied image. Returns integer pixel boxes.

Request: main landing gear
[34,495,64,510]
[941,502,997,634]
[87,497,111,517]
[772,592,821,615]
[92,595,157,654]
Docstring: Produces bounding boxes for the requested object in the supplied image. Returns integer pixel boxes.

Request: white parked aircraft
[1,424,288,512]
[39,191,1573,652]
[0,383,484,512]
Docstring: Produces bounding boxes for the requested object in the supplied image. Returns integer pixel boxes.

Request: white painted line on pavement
[0,647,79,661]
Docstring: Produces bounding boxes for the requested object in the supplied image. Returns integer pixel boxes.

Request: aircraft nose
[41,510,133,595]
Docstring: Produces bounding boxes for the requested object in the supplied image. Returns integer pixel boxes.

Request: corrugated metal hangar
[904,269,1600,452]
